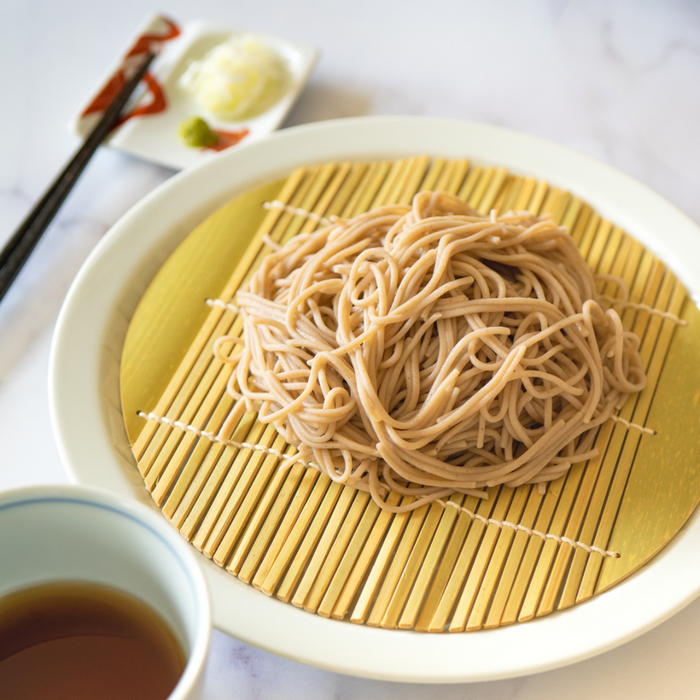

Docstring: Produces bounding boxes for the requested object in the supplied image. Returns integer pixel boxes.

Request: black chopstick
[0,50,156,304]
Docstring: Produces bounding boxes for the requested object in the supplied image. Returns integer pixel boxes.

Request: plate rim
[49,115,700,683]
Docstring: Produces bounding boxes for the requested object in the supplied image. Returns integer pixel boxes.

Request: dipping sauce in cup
[0,582,185,698]
[0,485,211,700]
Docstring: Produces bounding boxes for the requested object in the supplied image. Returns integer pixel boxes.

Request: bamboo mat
[120,157,700,632]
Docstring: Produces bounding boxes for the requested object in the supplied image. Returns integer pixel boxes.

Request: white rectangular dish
[69,14,318,170]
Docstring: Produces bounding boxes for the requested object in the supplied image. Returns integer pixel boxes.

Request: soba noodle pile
[215,191,646,513]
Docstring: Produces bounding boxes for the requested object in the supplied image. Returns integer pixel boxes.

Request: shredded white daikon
[179,35,289,121]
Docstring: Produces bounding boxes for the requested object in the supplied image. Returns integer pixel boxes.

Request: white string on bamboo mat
[599,295,688,326]
[263,200,334,226]
[206,298,238,313]
[436,499,619,558]
[609,413,656,435]
[138,411,291,462]
[138,409,621,559]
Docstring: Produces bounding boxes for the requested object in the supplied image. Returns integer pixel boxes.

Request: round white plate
[49,116,700,683]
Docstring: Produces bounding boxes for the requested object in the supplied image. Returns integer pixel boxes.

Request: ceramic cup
[0,484,211,700]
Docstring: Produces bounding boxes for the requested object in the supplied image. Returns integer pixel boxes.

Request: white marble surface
[2,0,700,696]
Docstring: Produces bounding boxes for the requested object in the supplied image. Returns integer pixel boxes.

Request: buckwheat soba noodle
[214,191,646,513]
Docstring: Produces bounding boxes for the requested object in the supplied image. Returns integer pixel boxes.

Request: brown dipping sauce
[0,582,186,700]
